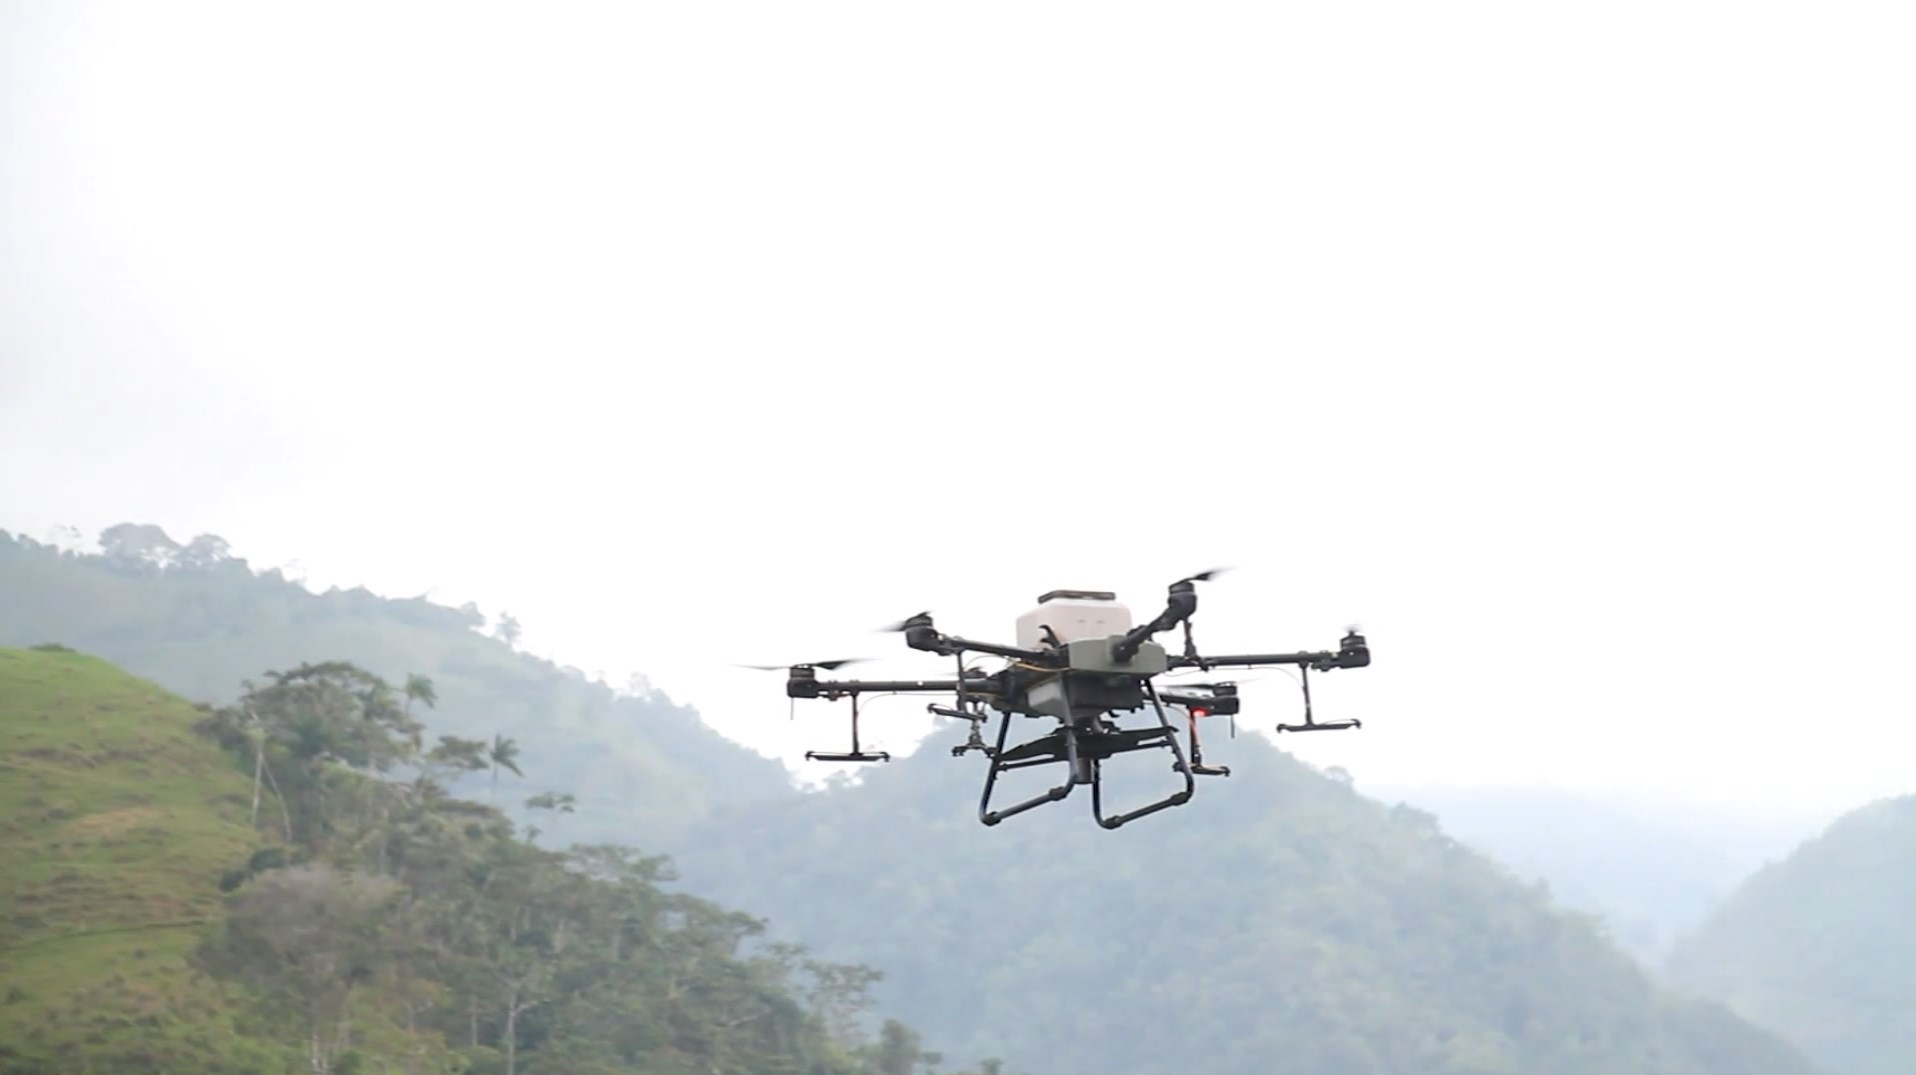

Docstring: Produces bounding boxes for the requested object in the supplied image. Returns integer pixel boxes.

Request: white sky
[3,1,1911,820]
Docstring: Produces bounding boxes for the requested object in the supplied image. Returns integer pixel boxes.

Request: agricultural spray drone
[747,570,1371,829]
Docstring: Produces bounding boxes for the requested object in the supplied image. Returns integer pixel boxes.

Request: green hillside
[0,645,1014,1075]
[0,645,303,1072]
[1665,795,1916,1075]
[0,525,793,848]
[671,733,1827,1075]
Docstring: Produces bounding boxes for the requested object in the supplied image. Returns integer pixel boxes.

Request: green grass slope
[0,527,795,850]
[1665,794,1916,1075]
[0,645,291,1073]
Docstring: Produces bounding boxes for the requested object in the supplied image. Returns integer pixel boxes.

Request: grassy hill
[0,526,795,850]
[1665,794,1916,1075]
[0,645,297,1072]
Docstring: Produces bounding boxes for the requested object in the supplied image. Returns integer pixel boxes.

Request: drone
[748,569,1371,830]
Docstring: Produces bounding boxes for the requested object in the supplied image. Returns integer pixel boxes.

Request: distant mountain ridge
[1665,793,1916,1075]
[1358,783,1831,963]
[670,730,1827,1075]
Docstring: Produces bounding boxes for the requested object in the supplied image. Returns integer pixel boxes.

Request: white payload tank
[1015,590,1133,650]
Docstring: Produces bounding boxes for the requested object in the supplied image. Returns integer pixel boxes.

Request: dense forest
[0,524,1859,1074]
[1664,795,1916,1075]
[0,644,1012,1074]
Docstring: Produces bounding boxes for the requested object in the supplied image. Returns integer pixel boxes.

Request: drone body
[770,571,1371,829]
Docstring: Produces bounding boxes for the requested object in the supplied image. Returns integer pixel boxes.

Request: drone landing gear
[977,679,1195,830]
[805,693,891,764]
[1273,665,1361,735]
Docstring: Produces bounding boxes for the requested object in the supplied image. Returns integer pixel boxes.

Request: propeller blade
[737,658,872,672]
[878,611,933,633]
[1179,566,1232,584]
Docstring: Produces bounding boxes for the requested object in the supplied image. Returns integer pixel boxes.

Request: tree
[875,1018,927,1075]
[404,673,438,714]
[494,612,522,649]
[194,662,428,853]
[525,792,577,845]
[97,521,182,569]
[179,533,234,569]
[194,863,404,1075]
[488,735,523,805]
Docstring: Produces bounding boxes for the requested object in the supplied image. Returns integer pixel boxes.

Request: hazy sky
[3,2,1911,818]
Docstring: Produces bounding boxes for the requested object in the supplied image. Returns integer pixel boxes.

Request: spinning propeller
[736,658,870,672]
[877,612,933,633]
[739,659,874,722]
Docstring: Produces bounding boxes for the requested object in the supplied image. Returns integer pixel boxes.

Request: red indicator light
[1192,707,1211,719]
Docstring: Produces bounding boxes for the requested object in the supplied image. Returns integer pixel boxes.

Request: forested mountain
[0,645,1006,1074]
[1,522,1829,1075]
[0,525,794,846]
[1665,795,1916,1075]
[1360,785,1824,963]
[669,735,1824,1075]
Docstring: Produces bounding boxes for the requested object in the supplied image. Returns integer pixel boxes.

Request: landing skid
[978,679,1196,829]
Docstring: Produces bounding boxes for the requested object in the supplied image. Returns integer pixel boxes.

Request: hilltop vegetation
[0,525,793,847]
[1666,795,1916,1075]
[0,645,1016,1075]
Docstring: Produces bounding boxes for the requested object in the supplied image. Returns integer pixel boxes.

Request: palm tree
[488,734,523,804]
[403,673,437,714]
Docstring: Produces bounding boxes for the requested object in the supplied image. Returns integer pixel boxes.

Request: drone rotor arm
[1164,634,1369,673]
[1113,570,1224,663]
[789,675,1000,700]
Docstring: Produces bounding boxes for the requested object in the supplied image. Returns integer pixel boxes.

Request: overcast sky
[3,1,1911,820]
